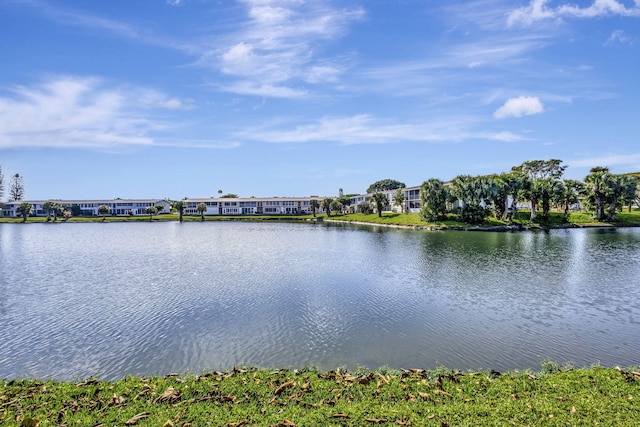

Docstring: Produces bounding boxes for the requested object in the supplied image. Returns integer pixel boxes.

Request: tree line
[420,160,639,224]
[3,161,639,224]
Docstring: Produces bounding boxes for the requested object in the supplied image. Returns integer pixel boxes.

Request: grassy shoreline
[2,365,639,426]
[2,209,640,231]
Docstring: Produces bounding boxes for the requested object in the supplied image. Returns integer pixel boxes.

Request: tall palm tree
[172,200,186,222]
[321,198,333,217]
[196,203,207,221]
[536,177,564,222]
[309,199,319,217]
[370,192,389,218]
[584,167,609,221]
[42,201,55,222]
[605,174,637,221]
[561,179,584,222]
[51,202,63,222]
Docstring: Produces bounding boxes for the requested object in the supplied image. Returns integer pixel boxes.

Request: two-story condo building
[1,199,172,217]
[1,185,424,218]
[183,197,325,216]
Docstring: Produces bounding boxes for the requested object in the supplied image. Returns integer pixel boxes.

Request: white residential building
[183,196,325,216]
[350,185,422,213]
[1,199,171,218]
[1,187,425,218]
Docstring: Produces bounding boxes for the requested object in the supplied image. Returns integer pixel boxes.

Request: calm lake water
[1,221,639,380]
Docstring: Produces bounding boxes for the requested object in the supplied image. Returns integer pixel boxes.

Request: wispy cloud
[233,114,526,145]
[0,76,193,149]
[202,0,365,98]
[508,0,640,27]
[154,139,242,149]
[7,0,197,53]
[494,96,544,119]
[569,153,640,169]
[604,29,635,45]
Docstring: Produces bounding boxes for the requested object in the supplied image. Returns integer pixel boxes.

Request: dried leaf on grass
[154,386,181,403]
[124,412,150,425]
[331,413,349,418]
[274,381,295,395]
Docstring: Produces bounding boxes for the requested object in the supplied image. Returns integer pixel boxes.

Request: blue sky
[1,0,639,200]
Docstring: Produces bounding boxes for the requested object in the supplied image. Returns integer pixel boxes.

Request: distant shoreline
[324,218,640,232]
[2,212,640,231]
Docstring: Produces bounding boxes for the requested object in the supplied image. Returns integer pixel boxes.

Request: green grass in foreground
[2,366,639,426]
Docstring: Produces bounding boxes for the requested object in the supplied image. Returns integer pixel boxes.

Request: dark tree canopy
[9,173,25,201]
[511,159,567,180]
[366,179,405,194]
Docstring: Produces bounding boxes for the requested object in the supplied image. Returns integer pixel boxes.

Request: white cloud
[208,0,365,97]
[508,0,640,26]
[221,43,256,75]
[233,114,526,145]
[491,131,527,142]
[154,139,242,149]
[605,29,634,45]
[223,82,308,98]
[12,0,196,54]
[0,76,192,149]
[494,96,544,119]
[569,153,640,168]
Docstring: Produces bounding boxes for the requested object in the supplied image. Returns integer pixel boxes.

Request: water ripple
[1,223,639,380]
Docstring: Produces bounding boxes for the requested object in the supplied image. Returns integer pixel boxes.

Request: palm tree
[420,178,448,222]
[536,177,564,222]
[42,201,55,222]
[322,198,333,217]
[16,202,33,222]
[584,167,609,221]
[52,202,63,222]
[330,199,343,215]
[394,188,405,213]
[504,173,525,222]
[309,199,319,217]
[370,192,389,218]
[450,175,493,224]
[605,174,637,221]
[196,202,207,221]
[561,179,584,222]
[145,205,158,221]
[620,176,639,212]
[155,205,164,215]
[172,200,186,222]
[98,204,110,221]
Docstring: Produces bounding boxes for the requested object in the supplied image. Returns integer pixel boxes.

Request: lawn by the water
[2,365,639,426]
